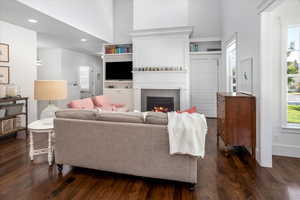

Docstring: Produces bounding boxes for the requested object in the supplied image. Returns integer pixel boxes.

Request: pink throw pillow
[68,98,94,109]
[92,96,110,107]
[177,106,197,114]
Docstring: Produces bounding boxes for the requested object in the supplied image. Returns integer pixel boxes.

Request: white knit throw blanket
[167,112,208,158]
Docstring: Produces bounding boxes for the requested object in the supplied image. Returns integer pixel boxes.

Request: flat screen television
[105,61,133,80]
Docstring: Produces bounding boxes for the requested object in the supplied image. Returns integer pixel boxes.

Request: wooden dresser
[217,92,256,158]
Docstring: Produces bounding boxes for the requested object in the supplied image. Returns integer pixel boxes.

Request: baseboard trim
[273,144,300,158]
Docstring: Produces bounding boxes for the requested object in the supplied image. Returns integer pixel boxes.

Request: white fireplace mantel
[133,71,189,111]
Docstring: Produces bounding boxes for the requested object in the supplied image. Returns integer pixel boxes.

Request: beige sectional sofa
[54,110,198,184]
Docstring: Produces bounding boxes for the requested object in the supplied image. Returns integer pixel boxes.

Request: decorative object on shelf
[190,43,199,52]
[0,43,9,62]
[6,84,20,97]
[34,80,67,119]
[105,44,132,55]
[132,66,186,72]
[0,66,9,84]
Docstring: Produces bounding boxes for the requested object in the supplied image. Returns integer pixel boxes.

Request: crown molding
[257,0,285,13]
[131,26,193,38]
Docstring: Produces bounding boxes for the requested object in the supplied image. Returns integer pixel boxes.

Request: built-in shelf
[104,43,132,55]
[104,53,133,56]
[189,38,221,54]
[190,51,222,55]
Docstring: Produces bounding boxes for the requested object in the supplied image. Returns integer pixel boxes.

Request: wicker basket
[1,119,15,135]
[13,117,22,129]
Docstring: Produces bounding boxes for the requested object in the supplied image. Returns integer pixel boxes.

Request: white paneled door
[190,55,220,117]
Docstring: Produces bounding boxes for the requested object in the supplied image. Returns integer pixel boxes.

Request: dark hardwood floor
[0,119,300,200]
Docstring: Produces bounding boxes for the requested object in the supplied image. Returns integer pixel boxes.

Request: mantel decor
[133,66,185,72]
[0,43,9,62]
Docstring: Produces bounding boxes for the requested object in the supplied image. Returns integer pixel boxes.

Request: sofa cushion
[55,109,97,120]
[96,112,144,124]
[68,98,95,109]
[145,112,168,125]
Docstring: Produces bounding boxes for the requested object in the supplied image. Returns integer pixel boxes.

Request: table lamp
[34,80,67,119]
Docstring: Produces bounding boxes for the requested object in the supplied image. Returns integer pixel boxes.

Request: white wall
[17,0,114,42]
[114,0,133,43]
[189,0,221,38]
[133,0,188,30]
[220,0,271,166]
[118,0,221,41]
[0,20,37,123]
[37,48,102,118]
[221,0,261,93]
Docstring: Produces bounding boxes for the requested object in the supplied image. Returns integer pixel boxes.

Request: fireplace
[147,97,174,112]
[141,89,180,112]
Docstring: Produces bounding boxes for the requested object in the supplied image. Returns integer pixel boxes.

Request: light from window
[226,40,237,92]
[79,66,90,91]
[286,26,300,125]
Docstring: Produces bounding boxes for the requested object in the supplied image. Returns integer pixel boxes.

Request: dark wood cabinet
[217,92,256,158]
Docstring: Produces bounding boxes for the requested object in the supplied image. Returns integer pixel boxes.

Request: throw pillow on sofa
[92,96,127,111]
[68,98,95,109]
[92,96,109,107]
[177,106,197,114]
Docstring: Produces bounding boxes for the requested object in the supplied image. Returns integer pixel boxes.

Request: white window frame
[79,66,90,92]
[281,24,300,130]
[225,33,238,92]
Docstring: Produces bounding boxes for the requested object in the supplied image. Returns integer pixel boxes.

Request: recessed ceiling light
[80,38,87,42]
[28,19,38,24]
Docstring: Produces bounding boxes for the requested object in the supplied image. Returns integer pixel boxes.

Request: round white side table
[28,118,54,165]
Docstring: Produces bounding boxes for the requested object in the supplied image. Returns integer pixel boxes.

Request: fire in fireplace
[153,106,169,113]
[147,97,174,113]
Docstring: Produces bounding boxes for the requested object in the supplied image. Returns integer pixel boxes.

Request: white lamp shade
[34,80,67,101]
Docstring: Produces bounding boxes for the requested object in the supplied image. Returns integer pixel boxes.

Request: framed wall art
[238,57,253,95]
[0,66,10,84]
[0,43,9,62]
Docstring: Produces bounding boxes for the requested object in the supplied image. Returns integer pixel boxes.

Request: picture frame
[238,57,253,95]
[0,66,10,84]
[0,43,9,62]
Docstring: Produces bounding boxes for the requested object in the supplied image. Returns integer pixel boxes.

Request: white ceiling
[0,0,106,55]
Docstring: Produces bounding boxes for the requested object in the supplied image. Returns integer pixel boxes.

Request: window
[79,66,90,91]
[226,39,237,92]
[286,25,300,126]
